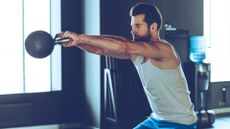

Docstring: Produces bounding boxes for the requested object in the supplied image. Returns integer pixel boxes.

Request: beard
[133,29,151,42]
[133,35,151,42]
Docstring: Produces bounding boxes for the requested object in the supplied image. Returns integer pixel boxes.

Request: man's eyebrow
[131,23,142,26]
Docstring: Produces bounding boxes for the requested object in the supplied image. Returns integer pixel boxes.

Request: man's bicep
[101,35,128,41]
[128,43,162,59]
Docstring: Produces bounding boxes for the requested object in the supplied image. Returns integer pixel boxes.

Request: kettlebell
[25,30,71,58]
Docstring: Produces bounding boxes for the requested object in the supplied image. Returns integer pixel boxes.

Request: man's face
[130,14,151,42]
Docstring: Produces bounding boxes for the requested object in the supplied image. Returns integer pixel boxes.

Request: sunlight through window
[0,0,61,94]
[204,0,230,82]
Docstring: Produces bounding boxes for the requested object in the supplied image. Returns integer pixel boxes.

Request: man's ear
[150,22,158,32]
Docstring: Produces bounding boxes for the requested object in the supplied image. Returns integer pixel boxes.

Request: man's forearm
[78,34,131,59]
[77,44,104,55]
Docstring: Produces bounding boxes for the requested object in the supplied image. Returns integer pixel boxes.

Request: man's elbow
[121,43,132,58]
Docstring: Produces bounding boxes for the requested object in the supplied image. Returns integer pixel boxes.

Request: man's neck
[151,34,160,42]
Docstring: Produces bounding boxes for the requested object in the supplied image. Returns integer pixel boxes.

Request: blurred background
[0,0,230,129]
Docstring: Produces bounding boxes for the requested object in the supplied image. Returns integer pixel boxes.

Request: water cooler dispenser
[185,36,215,127]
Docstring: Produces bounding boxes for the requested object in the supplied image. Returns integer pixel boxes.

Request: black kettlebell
[197,110,215,127]
[25,30,71,58]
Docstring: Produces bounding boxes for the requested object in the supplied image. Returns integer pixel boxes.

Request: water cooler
[185,36,215,127]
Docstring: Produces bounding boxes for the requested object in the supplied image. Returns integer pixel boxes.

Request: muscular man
[61,3,197,129]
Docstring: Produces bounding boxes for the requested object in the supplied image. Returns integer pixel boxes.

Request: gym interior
[0,0,230,129]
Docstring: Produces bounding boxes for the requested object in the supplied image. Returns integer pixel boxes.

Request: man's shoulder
[151,40,174,52]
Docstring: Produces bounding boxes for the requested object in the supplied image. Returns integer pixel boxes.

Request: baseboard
[80,124,99,129]
[59,122,99,129]
[213,107,230,115]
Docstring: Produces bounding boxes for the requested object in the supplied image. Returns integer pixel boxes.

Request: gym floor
[5,114,230,129]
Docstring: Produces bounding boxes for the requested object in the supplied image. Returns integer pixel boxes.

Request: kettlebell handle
[54,34,72,45]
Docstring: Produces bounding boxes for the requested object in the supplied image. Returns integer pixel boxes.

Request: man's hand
[58,31,81,47]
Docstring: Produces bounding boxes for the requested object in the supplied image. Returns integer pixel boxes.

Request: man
[60,3,197,129]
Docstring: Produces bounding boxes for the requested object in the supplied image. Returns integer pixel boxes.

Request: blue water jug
[189,36,206,62]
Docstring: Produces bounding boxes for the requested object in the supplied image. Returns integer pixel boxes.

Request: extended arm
[76,34,132,59]
[61,31,175,61]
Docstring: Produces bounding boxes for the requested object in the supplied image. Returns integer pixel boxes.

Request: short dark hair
[129,3,162,30]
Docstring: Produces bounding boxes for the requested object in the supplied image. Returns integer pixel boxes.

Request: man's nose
[131,28,137,35]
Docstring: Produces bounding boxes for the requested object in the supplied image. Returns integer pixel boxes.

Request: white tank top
[134,56,197,125]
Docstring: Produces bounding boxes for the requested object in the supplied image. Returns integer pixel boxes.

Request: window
[0,0,61,95]
[204,0,230,82]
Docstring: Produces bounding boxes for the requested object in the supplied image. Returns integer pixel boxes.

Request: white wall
[83,0,101,128]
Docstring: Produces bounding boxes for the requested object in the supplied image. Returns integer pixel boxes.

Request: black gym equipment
[25,30,71,58]
[184,62,215,128]
[195,63,215,127]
